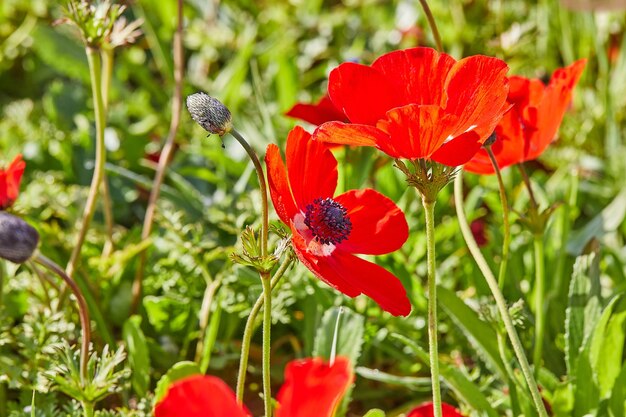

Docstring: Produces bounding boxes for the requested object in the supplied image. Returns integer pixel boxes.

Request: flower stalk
[486,146,511,288]
[418,0,443,52]
[100,46,115,258]
[261,272,273,417]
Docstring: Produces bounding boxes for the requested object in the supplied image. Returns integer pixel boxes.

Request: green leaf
[355,367,431,391]
[153,361,202,405]
[391,333,499,417]
[608,364,626,417]
[437,286,506,379]
[363,409,386,417]
[122,315,151,397]
[199,298,222,374]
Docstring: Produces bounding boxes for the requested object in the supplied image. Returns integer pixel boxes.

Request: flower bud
[483,131,498,147]
[0,212,39,264]
[186,92,233,136]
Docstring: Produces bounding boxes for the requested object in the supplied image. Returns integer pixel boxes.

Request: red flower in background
[0,154,26,210]
[286,94,348,126]
[266,126,411,316]
[407,402,464,417]
[154,357,353,417]
[464,59,586,174]
[313,47,510,166]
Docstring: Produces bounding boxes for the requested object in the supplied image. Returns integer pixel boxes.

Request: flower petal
[443,55,510,141]
[407,402,465,417]
[328,62,403,125]
[314,121,394,151]
[430,130,483,167]
[285,95,347,126]
[378,104,456,159]
[154,375,249,417]
[266,144,299,224]
[285,126,338,209]
[372,47,455,106]
[276,357,353,417]
[334,189,408,255]
[0,154,25,210]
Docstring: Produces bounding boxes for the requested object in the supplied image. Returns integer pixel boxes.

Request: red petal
[407,402,465,417]
[285,95,347,126]
[379,105,456,159]
[276,357,353,417]
[430,130,482,166]
[372,47,455,106]
[334,189,408,255]
[265,144,299,224]
[286,126,338,209]
[328,62,403,125]
[314,121,393,150]
[443,55,510,141]
[154,375,249,417]
[0,154,25,210]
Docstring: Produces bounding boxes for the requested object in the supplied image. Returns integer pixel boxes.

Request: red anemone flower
[0,154,26,210]
[464,59,586,174]
[313,47,510,166]
[154,357,353,417]
[407,402,465,417]
[265,126,411,316]
[286,94,348,126]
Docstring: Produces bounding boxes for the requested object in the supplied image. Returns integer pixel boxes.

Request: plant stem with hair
[486,146,511,289]
[418,0,443,52]
[100,47,115,257]
[261,272,272,417]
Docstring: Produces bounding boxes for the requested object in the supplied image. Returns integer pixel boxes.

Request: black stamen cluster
[304,197,352,245]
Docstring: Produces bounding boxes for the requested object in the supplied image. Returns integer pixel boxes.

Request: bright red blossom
[464,59,587,174]
[313,47,510,166]
[407,402,465,417]
[266,126,411,316]
[0,154,26,210]
[286,94,348,126]
[154,357,353,417]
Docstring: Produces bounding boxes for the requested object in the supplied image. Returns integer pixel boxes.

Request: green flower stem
[230,128,269,258]
[81,401,94,417]
[533,235,546,371]
[486,147,511,289]
[66,46,107,281]
[261,272,272,417]
[422,197,443,417]
[34,254,92,386]
[454,171,549,417]
[100,47,115,258]
[131,0,184,313]
[236,255,293,403]
[418,0,443,52]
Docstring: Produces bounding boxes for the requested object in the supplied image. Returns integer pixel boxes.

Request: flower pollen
[304,198,352,245]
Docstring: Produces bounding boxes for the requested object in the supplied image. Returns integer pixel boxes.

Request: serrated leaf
[122,315,150,397]
[153,361,201,405]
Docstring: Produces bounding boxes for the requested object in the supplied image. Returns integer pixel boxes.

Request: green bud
[186,92,233,136]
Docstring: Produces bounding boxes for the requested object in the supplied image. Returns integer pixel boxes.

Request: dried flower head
[0,212,39,264]
[186,92,233,136]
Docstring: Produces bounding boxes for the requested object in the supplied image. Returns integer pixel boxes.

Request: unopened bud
[0,212,39,264]
[483,131,498,147]
[186,92,233,136]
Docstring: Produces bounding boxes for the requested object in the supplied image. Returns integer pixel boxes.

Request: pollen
[304,197,352,245]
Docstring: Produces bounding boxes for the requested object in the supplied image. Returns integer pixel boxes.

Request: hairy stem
[236,255,293,403]
[418,0,443,52]
[422,197,442,417]
[100,47,115,258]
[131,0,184,313]
[194,277,222,362]
[486,147,511,289]
[454,171,548,417]
[261,273,272,417]
[533,235,546,372]
[66,47,106,280]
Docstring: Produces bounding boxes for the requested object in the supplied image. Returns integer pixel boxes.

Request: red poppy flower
[154,357,353,417]
[275,357,353,417]
[313,47,510,166]
[265,126,411,316]
[407,402,465,417]
[0,154,26,210]
[286,94,348,126]
[464,59,586,174]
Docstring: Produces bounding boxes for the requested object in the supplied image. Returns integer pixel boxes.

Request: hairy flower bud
[186,92,233,136]
[0,212,39,264]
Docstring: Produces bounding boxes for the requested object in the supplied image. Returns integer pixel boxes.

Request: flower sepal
[230,225,290,274]
[394,159,457,203]
[516,202,561,237]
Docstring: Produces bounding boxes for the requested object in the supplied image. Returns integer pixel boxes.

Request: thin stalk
[518,164,538,209]
[230,128,269,257]
[81,401,94,417]
[131,0,184,313]
[422,197,442,417]
[418,0,443,52]
[66,46,107,280]
[236,255,293,403]
[194,277,222,362]
[34,254,91,386]
[486,147,511,289]
[261,273,272,417]
[100,47,115,257]
[533,235,546,371]
[454,171,548,417]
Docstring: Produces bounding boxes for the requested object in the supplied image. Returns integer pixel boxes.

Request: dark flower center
[304,197,352,245]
